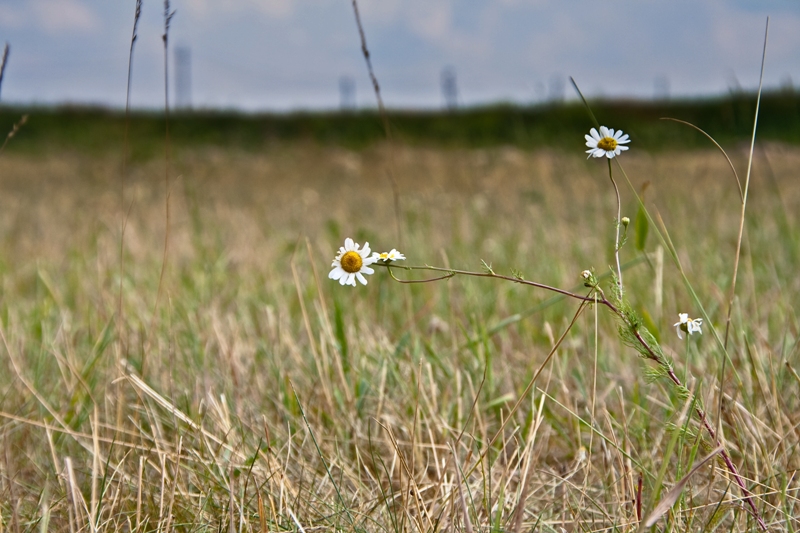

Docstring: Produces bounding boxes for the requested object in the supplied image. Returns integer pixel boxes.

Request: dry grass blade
[0,114,28,154]
[643,445,725,527]
[450,442,474,533]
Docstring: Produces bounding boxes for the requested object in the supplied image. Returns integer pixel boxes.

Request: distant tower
[780,74,794,93]
[548,74,565,103]
[174,46,192,110]
[533,81,546,103]
[726,70,742,95]
[441,66,458,110]
[654,75,670,101]
[339,75,356,110]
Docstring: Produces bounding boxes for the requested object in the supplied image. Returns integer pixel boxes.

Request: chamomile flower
[585,126,630,159]
[581,269,596,287]
[674,313,703,339]
[374,249,405,262]
[329,238,377,287]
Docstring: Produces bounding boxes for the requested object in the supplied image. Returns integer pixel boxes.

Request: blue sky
[0,0,797,111]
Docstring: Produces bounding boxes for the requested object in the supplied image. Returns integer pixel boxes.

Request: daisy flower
[374,249,405,262]
[585,126,630,159]
[674,313,703,339]
[329,238,377,286]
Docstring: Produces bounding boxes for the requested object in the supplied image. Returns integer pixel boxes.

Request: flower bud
[621,216,630,227]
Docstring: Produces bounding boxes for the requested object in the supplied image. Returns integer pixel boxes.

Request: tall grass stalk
[118,0,142,374]
[151,0,176,364]
[0,42,9,100]
[724,18,769,349]
[350,0,402,247]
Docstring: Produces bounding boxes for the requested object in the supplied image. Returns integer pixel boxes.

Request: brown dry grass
[0,142,798,531]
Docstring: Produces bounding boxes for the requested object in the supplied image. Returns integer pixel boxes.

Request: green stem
[608,159,624,299]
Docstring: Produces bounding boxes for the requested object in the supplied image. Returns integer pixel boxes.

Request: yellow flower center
[340,251,363,273]
[597,137,618,151]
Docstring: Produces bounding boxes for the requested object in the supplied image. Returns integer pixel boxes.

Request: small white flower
[374,249,406,262]
[585,126,630,159]
[674,313,703,339]
[328,238,377,287]
[581,270,592,280]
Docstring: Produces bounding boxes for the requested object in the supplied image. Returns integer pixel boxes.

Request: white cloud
[31,0,100,33]
[0,5,27,28]
[405,3,452,41]
[185,0,295,19]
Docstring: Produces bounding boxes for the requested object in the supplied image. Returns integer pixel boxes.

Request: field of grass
[0,122,799,531]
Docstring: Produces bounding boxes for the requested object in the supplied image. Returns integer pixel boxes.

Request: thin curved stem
[608,159,624,299]
[386,266,455,284]
[376,263,597,302]
[660,118,742,202]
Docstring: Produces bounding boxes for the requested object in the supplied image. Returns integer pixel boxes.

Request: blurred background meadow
[1,2,800,532]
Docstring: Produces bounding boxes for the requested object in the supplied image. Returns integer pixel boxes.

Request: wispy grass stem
[151,1,176,351]
[724,17,769,350]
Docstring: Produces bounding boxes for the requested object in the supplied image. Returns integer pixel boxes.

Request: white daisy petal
[329,238,380,288]
[584,126,630,159]
[674,313,703,338]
